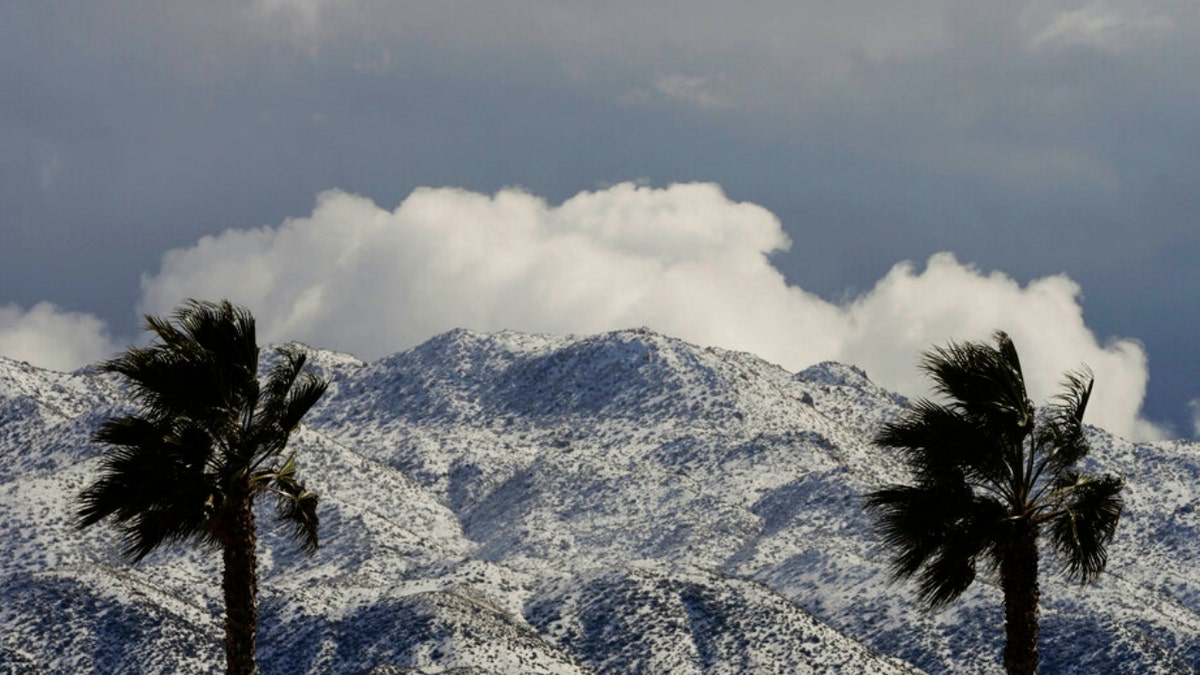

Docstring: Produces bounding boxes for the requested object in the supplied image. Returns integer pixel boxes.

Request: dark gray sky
[3,1,1199,438]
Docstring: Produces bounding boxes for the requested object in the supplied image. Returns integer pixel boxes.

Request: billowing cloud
[838,254,1157,441]
[139,182,1160,441]
[0,303,117,372]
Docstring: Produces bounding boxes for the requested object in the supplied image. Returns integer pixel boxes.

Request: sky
[2,1,1198,441]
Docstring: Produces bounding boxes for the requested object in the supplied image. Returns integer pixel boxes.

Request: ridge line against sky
[3,1,1199,438]
[0,182,1166,442]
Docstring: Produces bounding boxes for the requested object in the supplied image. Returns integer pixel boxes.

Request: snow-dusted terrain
[1,328,1196,673]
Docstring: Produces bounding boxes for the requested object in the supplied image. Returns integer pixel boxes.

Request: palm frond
[921,332,1034,442]
[1045,472,1124,583]
[179,300,259,415]
[280,373,328,432]
[247,346,329,467]
[866,481,1006,609]
[78,422,218,561]
[91,415,172,450]
[104,301,269,451]
[1058,368,1094,425]
[102,310,251,428]
[257,345,327,432]
[101,347,216,422]
[1032,369,1094,486]
[913,536,979,609]
[175,300,258,378]
[866,484,947,580]
[259,346,308,422]
[254,456,319,554]
[875,399,1011,493]
[118,497,217,561]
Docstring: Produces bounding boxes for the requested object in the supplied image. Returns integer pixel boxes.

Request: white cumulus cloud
[838,254,1157,441]
[0,303,118,372]
[138,182,1161,441]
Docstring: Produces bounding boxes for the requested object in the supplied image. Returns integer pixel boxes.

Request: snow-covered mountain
[1,328,1196,673]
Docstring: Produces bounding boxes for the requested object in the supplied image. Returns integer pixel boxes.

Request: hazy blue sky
[3,1,1198,439]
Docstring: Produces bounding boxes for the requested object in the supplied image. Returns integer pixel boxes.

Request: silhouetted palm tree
[866,331,1123,675]
[77,300,327,675]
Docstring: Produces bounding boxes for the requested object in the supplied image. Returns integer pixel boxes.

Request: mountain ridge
[1,327,1197,672]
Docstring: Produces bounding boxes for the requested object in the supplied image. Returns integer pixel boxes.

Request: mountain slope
[1,328,1196,672]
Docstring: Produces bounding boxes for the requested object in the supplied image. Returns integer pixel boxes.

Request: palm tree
[866,331,1124,675]
[77,300,328,675]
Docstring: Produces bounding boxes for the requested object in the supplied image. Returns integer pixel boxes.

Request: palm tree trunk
[221,487,259,675]
[1001,520,1039,675]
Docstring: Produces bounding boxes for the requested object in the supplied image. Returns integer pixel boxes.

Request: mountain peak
[796,361,874,387]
